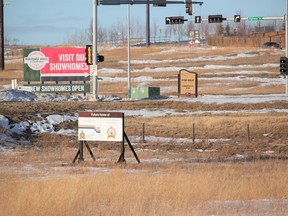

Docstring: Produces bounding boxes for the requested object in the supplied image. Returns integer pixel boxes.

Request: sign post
[178,69,198,97]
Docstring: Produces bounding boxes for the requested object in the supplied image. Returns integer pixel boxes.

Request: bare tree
[174,24,186,42]
[225,23,231,36]
[216,23,224,36]
[152,20,159,41]
[64,29,89,46]
[201,21,210,40]
[98,25,107,45]
[107,21,127,45]
[164,25,172,41]
[88,20,93,44]
[186,20,194,39]
[132,17,145,39]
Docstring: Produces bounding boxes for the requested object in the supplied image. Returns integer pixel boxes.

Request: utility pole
[146,0,150,47]
[127,5,131,98]
[0,0,4,70]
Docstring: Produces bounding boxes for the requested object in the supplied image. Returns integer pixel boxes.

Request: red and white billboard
[24,48,90,82]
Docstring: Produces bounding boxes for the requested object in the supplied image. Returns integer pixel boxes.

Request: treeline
[5,17,284,47]
[208,31,285,47]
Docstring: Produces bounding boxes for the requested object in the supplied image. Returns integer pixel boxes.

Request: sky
[4,0,286,45]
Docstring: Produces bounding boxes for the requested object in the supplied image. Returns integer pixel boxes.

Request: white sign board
[90,65,98,76]
[78,112,124,142]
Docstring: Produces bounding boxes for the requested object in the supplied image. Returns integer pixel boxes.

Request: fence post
[192,123,195,144]
[142,123,145,143]
[247,124,250,142]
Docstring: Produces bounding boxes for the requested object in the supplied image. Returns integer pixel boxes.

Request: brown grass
[1,45,287,215]
[1,45,285,96]
[0,161,287,215]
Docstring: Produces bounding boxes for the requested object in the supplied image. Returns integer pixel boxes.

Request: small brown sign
[178,69,198,97]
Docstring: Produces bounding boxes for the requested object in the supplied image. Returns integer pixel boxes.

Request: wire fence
[124,122,288,145]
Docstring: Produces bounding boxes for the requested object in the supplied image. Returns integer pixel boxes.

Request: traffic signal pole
[100,0,203,5]
[92,0,99,100]
[199,16,285,23]
[285,0,288,97]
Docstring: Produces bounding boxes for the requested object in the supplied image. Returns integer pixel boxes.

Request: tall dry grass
[1,161,287,216]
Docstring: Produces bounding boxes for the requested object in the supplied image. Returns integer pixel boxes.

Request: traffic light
[234,15,241,23]
[85,45,93,65]
[186,3,193,15]
[280,57,287,75]
[208,15,223,23]
[153,0,166,7]
[195,16,201,24]
[165,16,185,25]
[98,55,104,62]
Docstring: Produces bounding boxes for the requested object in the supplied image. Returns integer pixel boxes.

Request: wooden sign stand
[72,131,140,164]
[72,140,95,163]
[118,131,141,163]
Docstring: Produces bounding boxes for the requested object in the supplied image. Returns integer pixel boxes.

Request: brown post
[247,124,250,142]
[142,123,145,143]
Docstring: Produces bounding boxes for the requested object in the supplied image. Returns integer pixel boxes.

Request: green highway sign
[248,17,263,21]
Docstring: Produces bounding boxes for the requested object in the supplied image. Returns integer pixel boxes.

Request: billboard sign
[78,112,124,142]
[23,48,90,82]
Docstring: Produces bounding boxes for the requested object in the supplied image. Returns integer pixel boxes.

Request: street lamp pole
[127,5,131,98]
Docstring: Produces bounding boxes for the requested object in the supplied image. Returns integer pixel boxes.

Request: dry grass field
[0,44,288,215]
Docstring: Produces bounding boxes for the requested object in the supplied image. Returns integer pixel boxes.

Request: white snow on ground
[0,113,77,136]
[0,49,287,148]
[131,63,279,73]
[167,94,288,104]
[100,75,285,88]
[0,89,37,101]
[99,68,126,74]
[0,89,287,148]
[0,115,9,129]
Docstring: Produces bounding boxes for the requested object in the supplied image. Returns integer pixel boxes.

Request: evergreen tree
[225,23,231,36]
[217,23,224,35]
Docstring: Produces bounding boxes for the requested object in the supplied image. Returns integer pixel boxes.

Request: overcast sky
[4,0,286,45]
